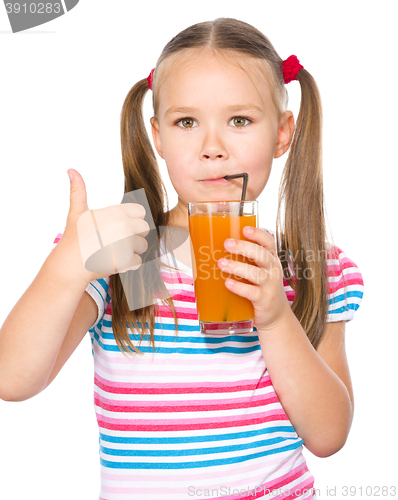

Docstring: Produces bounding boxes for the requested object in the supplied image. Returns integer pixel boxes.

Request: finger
[224,238,274,268]
[224,277,262,303]
[242,227,277,256]
[121,203,146,219]
[218,258,268,286]
[93,209,150,247]
[128,218,151,238]
[133,234,149,255]
[67,169,89,218]
[84,240,143,275]
[111,235,145,270]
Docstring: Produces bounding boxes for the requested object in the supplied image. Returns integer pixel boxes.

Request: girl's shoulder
[324,244,364,322]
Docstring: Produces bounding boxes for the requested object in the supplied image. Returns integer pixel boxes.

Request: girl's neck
[167,202,188,230]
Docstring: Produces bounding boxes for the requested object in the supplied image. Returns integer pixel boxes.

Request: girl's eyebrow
[164,104,264,117]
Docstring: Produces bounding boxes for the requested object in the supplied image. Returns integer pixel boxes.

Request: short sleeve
[326,245,364,322]
[50,228,66,252]
[50,229,111,331]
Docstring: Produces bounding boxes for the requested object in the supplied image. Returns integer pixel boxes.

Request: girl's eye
[175,116,251,129]
[230,116,251,127]
[175,117,197,129]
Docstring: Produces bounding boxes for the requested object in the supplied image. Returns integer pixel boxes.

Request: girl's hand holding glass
[218,226,291,332]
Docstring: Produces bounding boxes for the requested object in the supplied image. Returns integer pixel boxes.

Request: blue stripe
[102,318,200,332]
[100,331,259,344]
[102,319,258,334]
[100,435,297,457]
[329,290,363,305]
[99,426,297,445]
[100,441,303,469]
[102,319,259,335]
[92,332,260,354]
[328,303,360,315]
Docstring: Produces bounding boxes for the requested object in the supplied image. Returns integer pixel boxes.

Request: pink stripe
[96,409,288,431]
[285,291,295,302]
[169,292,196,303]
[209,469,313,500]
[99,461,311,497]
[101,453,304,483]
[218,473,314,500]
[265,478,315,500]
[328,271,363,284]
[95,392,275,407]
[52,234,63,244]
[156,305,197,315]
[327,261,360,274]
[104,291,197,311]
[101,480,314,498]
[94,372,271,393]
[94,393,279,413]
[160,273,193,285]
[156,308,198,320]
[329,273,363,288]
[104,304,198,319]
[260,467,312,495]
[328,274,364,294]
[156,287,194,297]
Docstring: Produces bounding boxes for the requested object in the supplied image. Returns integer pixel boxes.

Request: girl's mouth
[200,178,230,185]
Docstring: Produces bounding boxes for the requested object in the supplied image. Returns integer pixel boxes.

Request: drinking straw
[223,173,249,215]
[221,173,249,322]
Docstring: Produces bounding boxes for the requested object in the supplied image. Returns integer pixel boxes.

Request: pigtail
[276,69,329,350]
[109,77,179,356]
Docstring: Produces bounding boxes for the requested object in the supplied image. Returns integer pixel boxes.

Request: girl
[0,17,364,500]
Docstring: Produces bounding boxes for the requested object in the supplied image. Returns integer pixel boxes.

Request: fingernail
[245,226,254,234]
[226,239,236,247]
[68,171,73,181]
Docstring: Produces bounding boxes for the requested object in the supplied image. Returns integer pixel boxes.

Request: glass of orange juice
[188,200,258,335]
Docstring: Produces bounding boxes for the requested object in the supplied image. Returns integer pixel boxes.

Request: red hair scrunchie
[282,55,303,84]
[147,68,155,90]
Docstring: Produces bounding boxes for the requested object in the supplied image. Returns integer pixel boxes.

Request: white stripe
[59,0,68,14]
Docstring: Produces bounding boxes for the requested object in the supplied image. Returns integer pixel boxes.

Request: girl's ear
[274,111,295,159]
[150,117,164,159]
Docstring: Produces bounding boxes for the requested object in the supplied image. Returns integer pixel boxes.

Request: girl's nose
[200,130,229,160]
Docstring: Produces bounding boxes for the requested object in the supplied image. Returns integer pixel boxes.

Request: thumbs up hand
[63,169,149,284]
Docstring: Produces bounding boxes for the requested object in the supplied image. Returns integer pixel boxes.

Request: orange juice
[188,213,257,324]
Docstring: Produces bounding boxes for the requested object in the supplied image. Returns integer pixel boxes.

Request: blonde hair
[110,17,337,355]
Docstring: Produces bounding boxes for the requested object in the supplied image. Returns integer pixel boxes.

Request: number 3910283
[342,486,396,496]
[5,3,62,14]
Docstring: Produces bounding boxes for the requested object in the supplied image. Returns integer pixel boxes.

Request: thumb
[67,169,89,217]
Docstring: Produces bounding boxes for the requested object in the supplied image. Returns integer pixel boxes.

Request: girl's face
[151,50,294,227]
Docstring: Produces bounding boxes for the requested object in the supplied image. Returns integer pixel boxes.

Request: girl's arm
[0,238,96,402]
[257,314,354,458]
[218,227,359,458]
[0,169,148,402]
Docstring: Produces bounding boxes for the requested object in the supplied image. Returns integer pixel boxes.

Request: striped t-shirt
[52,228,364,500]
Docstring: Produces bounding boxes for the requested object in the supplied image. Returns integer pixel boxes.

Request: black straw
[223,173,249,215]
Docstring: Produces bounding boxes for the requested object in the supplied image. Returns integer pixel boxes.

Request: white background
[0,1,396,499]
